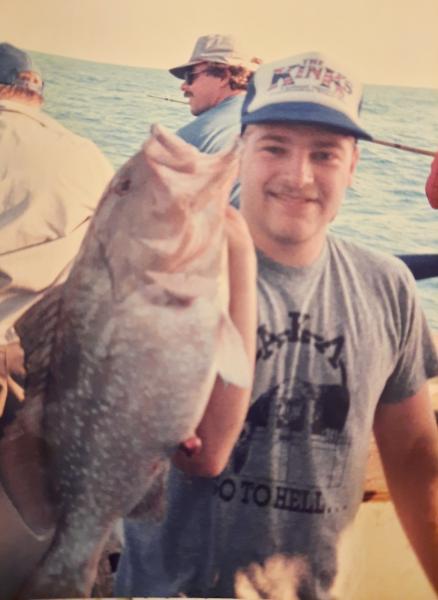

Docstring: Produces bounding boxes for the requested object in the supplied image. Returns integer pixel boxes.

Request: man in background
[0,41,114,599]
[170,33,261,205]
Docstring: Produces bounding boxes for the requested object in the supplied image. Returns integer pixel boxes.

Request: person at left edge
[0,42,114,421]
[169,33,261,206]
[0,41,114,600]
[115,50,438,598]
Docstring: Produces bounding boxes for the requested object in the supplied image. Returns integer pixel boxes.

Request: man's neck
[217,89,244,104]
[0,94,42,109]
[254,232,328,268]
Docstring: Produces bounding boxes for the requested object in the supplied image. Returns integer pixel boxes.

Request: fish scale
[1,124,251,599]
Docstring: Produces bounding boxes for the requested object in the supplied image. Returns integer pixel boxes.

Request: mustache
[265,183,318,201]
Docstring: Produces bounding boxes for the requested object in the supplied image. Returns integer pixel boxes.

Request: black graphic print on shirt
[232,377,350,476]
[214,311,351,515]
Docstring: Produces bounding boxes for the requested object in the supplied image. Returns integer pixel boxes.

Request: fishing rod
[146,94,436,157]
[370,138,435,157]
[147,94,188,105]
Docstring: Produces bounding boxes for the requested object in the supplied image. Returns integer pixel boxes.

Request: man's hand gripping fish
[2,125,252,598]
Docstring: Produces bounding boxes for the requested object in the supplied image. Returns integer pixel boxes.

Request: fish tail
[20,513,114,599]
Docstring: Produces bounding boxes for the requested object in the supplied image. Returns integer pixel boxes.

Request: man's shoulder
[177,95,243,153]
[0,100,70,135]
[328,235,415,285]
[0,100,103,150]
[0,100,113,179]
[212,94,244,113]
[328,235,409,268]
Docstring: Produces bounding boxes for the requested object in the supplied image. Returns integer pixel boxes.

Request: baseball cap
[0,42,43,94]
[241,51,372,140]
[169,34,258,79]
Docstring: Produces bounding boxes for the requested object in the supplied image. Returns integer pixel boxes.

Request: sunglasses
[183,68,210,85]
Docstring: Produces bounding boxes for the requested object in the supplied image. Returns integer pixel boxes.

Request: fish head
[144,123,240,214]
[142,125,242,300]
[100,124,239,244]
[92,124,240,300]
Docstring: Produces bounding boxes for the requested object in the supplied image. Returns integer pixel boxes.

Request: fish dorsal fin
[216,311,252,389]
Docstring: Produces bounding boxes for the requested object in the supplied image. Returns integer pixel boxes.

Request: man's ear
[237,135,245,176]
[347,143,360,187]
[220,70,232,89]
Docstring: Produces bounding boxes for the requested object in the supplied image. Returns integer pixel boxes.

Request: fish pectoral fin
[216,312,252,389]
[146,270,215,300]
[14,284,63,401]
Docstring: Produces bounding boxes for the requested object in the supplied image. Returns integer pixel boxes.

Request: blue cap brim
[241,101,372,141]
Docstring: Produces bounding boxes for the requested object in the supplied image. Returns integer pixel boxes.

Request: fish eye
[114,178,131,195]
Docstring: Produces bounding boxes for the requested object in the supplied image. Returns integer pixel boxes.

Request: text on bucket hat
[241,51,372,140]
[169,34,258,79]
[0,42,43,94]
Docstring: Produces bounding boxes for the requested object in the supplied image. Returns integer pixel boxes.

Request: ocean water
[30,51,438,329]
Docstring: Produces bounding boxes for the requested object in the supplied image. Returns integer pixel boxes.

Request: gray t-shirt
[115,236,438,599]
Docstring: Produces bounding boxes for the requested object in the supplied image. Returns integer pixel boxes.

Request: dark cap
[0,42,43,94]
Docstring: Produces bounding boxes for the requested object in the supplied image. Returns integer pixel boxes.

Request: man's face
[239,123,359,263]
[181,63,227,116]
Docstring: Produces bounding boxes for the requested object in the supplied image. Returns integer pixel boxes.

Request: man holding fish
[116,51,438,598]
[1,46,436,599]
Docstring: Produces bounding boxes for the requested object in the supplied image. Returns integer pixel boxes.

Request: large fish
[1,124,251,598]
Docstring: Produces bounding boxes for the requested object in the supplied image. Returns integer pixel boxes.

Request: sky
[2,0,438,88]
